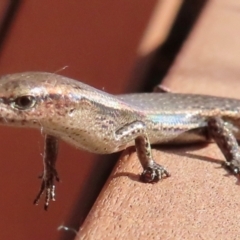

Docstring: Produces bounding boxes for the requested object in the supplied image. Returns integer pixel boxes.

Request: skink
[0,72,239,209]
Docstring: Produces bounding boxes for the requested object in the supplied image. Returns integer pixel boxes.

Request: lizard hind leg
[207,117,240,177]
[153,84,172,93]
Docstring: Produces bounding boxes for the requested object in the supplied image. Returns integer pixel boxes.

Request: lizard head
[0,72,122,133]
[0,72,89,130]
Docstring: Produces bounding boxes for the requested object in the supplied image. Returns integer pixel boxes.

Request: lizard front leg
[115,121,170,182]
[33,134,60,210]
[208,117,240,177]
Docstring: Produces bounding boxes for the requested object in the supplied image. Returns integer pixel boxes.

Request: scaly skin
[0,72,240,209]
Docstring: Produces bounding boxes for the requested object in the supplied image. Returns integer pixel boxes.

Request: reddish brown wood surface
[78,0,240,239]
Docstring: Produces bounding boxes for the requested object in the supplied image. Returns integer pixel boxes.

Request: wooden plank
[77,0,240,239]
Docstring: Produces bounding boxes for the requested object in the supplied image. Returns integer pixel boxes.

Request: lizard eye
[11,95,36,110]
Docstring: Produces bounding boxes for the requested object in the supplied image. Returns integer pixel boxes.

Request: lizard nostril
[69,108,75,116]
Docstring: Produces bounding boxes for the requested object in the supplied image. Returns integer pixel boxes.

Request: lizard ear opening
[11,95,36,110]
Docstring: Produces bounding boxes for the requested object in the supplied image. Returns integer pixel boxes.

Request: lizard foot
[140,162,170,183]
[33,168,60,210]
[223,161,240,178]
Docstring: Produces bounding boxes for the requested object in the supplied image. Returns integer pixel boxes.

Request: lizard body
[0,72,239,209]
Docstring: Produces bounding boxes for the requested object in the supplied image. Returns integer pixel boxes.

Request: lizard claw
[33,168,59,210]
[223,161,240,177]
[140,162,170,183]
